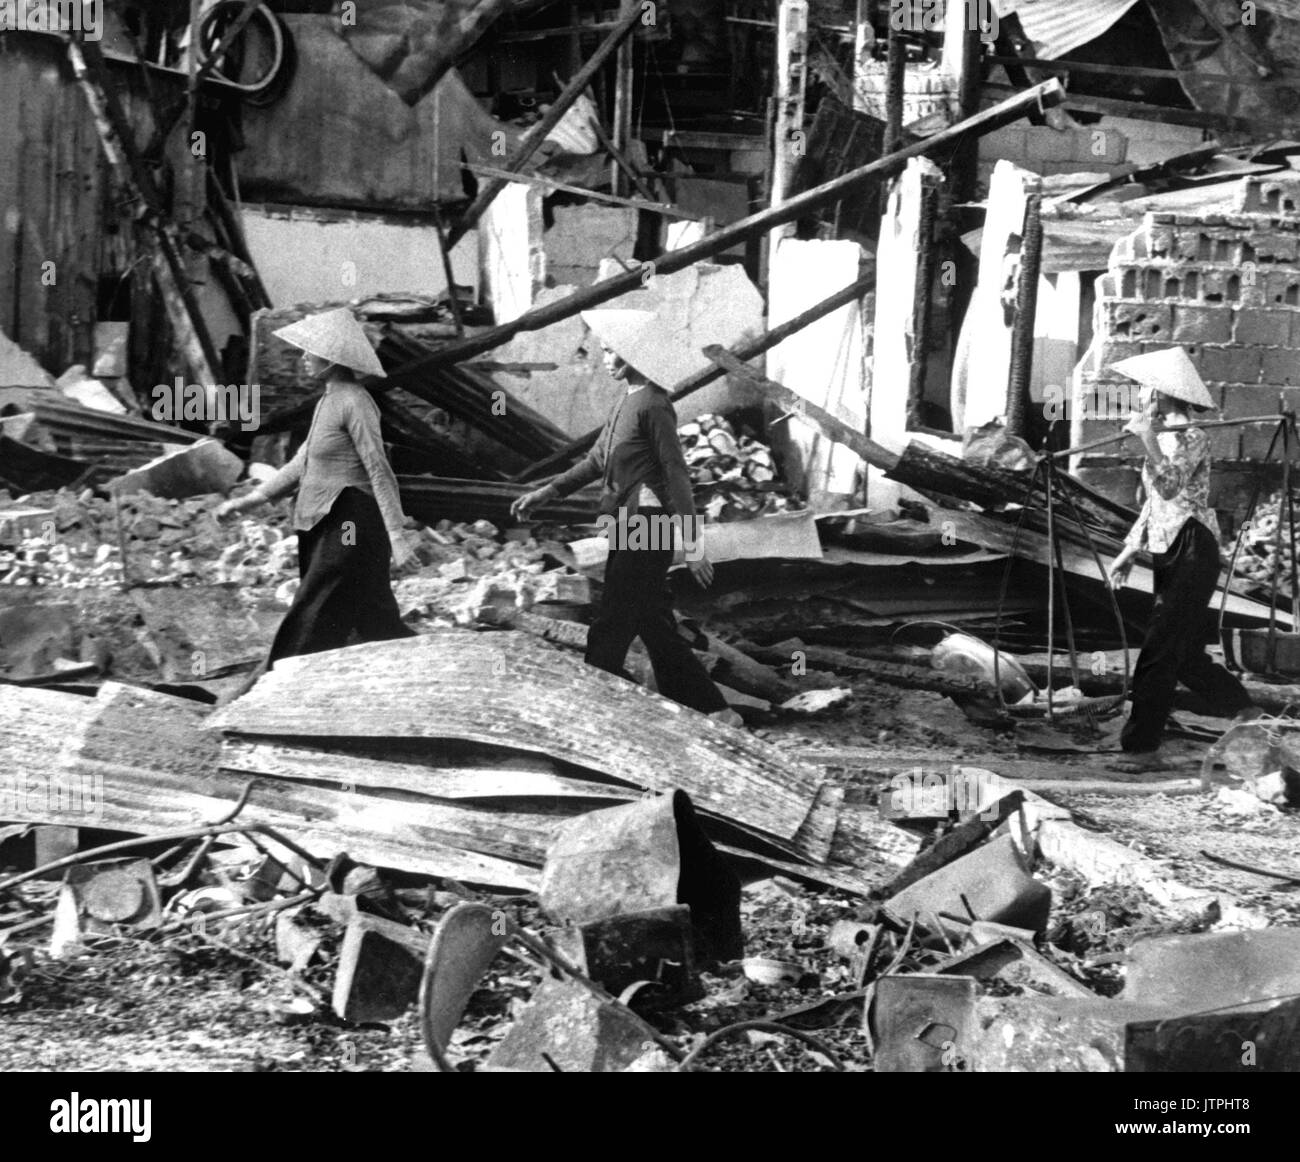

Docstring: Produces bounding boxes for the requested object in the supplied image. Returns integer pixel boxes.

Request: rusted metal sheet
[485,977,661,1073]
[209,632,839,862]
[871,975,979,1073]
[882,834,1053,945]
[540,792,742,962]
[551,906,699,1000]
[1126,998,1300,1073]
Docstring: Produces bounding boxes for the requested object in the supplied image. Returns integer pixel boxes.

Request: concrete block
[1095,339,1142,368]
[1206,426,1241,460]
[1260,347,1300,387]
[1101,300,1172,342]
[1252,232,1300,264]
[1240,421,1284,460]
[1172,304,1232,344]
[1264,271,1300,306]
[1196,345,1261,386]
[331,914,428,1024]
[107,439,243,501]
[1233,307,1293,346]
[1239,175,1300,216]
[544,205,637,288]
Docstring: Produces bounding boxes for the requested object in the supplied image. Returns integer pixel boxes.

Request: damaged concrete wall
[768,238,867,508]
[240,205,479,307]
[1076,172,1300,515]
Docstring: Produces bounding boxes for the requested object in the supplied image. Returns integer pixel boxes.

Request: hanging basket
[1221,627,1300,679]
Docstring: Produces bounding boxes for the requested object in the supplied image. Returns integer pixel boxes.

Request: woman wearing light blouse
[216,308,416,664]
[1106,348,1255,770]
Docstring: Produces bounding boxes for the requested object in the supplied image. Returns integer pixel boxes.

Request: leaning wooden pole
[513,272,876,481]
[398,78,1066,375]
[69,38,223,387]
[446,1,644,248]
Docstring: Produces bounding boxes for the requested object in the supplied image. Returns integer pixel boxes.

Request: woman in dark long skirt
[216,307,415,664]
[1105,346,1256,770]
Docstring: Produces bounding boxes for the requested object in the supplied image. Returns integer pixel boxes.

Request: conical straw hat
[580,261,711,387]
[1109,346,1215,409]
[273,308,385,377]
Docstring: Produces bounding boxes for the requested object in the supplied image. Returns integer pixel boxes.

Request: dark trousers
[585,518,727,714]
[268,487,414,665]
[1121,518,1252,752]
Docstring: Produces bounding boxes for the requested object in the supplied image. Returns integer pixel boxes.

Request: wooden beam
[447,1,645,248]
[395,79,1067,373]
[463,163,691,217]
[68,39,223,387]
[980,81,1282,134]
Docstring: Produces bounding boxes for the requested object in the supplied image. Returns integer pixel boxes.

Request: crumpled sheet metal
[539,790,743,962]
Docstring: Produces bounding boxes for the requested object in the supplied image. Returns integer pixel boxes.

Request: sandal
[1108,750,1171,773]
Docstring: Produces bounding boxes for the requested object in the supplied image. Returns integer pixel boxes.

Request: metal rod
[447,1,644,248]
[1217,419,1285,651]
[1045,455,1057,719]
[906,177,940,430]
[1054,414,1289,461]
[389,80,1066,376]
[462,162,688,216]
[586,114,659,203]
[1006,191,1043,440]
[1049,461,1082,691]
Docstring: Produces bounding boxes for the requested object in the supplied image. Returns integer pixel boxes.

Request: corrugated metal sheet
[995,0,1141,60]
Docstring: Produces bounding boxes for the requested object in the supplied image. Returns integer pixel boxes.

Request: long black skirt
[1120,518,1251,752]
[268,486,414,665]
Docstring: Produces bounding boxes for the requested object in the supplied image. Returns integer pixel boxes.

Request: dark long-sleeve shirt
[550,383,696,521]
[249,381,406,543]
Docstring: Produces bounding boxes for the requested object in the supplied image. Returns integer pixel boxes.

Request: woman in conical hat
[216,307,416,664]
[1105,346,1255,769]
[508,301,742,727]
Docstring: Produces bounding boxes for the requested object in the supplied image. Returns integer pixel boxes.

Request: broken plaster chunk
[779,688,852,715]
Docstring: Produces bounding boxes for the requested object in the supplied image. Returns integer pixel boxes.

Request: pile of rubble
[1229,488,1300,596]
[680,414,798,522]
[0,488,297,593]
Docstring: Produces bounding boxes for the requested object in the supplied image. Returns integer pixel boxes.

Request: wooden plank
[209,630,837,859]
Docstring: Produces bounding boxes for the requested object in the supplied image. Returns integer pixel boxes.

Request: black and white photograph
[0,0,1297,1118]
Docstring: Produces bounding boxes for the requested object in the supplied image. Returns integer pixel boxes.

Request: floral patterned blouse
[1123,425,1220,555]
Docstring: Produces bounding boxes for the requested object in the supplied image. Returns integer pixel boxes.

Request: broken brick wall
[1076,174,1300,530]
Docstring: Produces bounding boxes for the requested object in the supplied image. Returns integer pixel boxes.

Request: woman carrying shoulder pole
[216,307,417,665]
[1105,347,1257,771]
